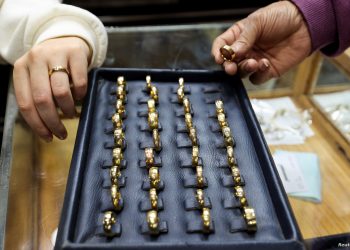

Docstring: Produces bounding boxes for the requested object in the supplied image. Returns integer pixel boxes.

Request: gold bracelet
[192,145,199,166]
[148,112,159,130]
[185,113,193,131]
[196,165,204,188]
[146,75,152,92]
[153,129,161,151]
[215,99,225,115]
[189,127,198,146]
[147,99,156,113]
[115,99,125,116]
[217,112,228,128]
[150,86,159,103]
[195,188,205,208]
[183,97,191,114]
[145,147,154,168]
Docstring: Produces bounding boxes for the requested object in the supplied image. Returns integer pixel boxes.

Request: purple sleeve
[291,0,350,56]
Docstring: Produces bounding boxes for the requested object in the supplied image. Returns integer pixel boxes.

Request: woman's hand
[13,36,91,142]
[212,1,312,84]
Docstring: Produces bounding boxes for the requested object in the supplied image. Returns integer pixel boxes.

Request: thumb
[231,20,259,61]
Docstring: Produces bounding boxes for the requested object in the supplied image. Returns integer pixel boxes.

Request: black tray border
[55,67,305,250]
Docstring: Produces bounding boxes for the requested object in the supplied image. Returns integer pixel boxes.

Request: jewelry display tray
[55,68,304,250]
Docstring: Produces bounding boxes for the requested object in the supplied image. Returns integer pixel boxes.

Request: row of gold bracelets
[103,76,127,237]
[144,75,163,235]
[215,100,257,233]
[177,77,212,233]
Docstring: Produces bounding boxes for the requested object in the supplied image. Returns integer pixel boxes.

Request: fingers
[13,59,53,142]
[69,49,88,101]
[50,65,76,118]
[29,52,68,140]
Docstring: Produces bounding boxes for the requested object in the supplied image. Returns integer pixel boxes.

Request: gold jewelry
[145,148,154,168]
[202,208,211,232]
[222,126,234,147]
[111,184,122,210]
[196,165,204,187]
[116,85,126,102]
[152,129,161,151]
[149,188,158,210]
[148,112,159,130]
[220,45,235,62]
[189,127,198,146]
[112,113,123,128]
[195,189,205,208]
[146,75,152,92]
[183,97,191,114]
[185,113,193,131]
[234,186,248,207]
[147,210,159,232]
[150,86,159,102]
[178,77,184,88]
[115,99,125,116]
[103,211,116,236]
[114,128,125,148]
[215,99,225,114]
[147,99,156,113]
[231,167,242,186]
[192,145,199,166]
[149,167,160,189]
[110,165,121,185]
[243,207,257,232]
[177,86,185,104]
[112,148,123,166]
[227,146,236,167]
[217,113,228,128]
[117,76,126,86]
[48,66,70,77]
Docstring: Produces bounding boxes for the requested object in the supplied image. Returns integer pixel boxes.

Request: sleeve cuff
[291,0,337,54]
[33,17,105,69]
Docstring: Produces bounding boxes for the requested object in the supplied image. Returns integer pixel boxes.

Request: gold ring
[149,188,158,210]
[115,99,125,116]
[150,86,159,102]
[195,188,205,208]
[192,145,199,166]
[116,85,126,102]
[117,76,126,86]
[183,97,191,114]
[146,75,152,92]
[202,208,211,232]
[112,148,123,166]
[147,210,159,233]
[110,165,121,185]
[178,77,184,88]
[114,128,125,148]
[149,167,160,189]
[148,112,159,130]
[189,127,198,146]
[220,45,235,62]
[147,99,156,113]
[145,148,154,168]
[111,184,122,210]
[112,113,123,128]
[153,129,161,151]
[185,113,193,131]
[103,211,116,236]
[177,86,185,104]
[48,66,70,77]
[215,99,225,115]
[243,207,257,232]
[196,165,204,187]
[217,113,228,128]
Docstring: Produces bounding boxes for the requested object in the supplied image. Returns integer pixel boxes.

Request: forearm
[291,0,350,56]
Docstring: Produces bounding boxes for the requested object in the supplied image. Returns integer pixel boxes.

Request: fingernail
[58,131,68,140]
[261,61,270,71]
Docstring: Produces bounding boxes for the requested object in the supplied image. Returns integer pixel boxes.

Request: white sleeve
[0,0,108,68]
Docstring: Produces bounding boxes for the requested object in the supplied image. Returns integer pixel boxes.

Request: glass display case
[1,18,350,250]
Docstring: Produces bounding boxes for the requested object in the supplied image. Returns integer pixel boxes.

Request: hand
[13,37,91,142]
[211,1,312,84]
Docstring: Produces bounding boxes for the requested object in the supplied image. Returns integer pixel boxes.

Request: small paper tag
[273,153,308,193]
